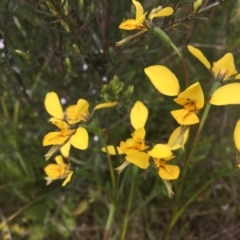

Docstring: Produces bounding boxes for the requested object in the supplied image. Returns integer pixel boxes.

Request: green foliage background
[1,0,240,239]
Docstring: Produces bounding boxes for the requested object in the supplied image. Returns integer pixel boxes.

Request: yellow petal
[119,19,140,30]
[132,0,144,20]
[93,101,117,111]
[148,144,173,159]
[101,145,124,155]
[131,128,146,139]
[125,152,150,169]
[70,127,88,150]
[60,141,71,158]
[187,45,211,70]
[62,171,73,186]
[44,164,62,179]
[144,65,180,96]
[66,105,76,121]
[75,99,89,118]
[210,83,240,105]
[212,53,237,80]
[130,101,148,129]
[49,118,69,130]
[171,109,199,125]
[148,6,161,18]
[234,120,240,151]
[150,7,173,19]
[234,74,240,80]
[159,164,180,180]
[44,92,64,119]
[43,132,66,146]
[168,126,189,150]
[174,82,204,109]
[55,155,66,167]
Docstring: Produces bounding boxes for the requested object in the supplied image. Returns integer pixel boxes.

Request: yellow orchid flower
[43,92,89,159]
[120,128,148,154]
[102,129,150,169]
[119,0,173,31]
[44,155,73,186]
[43,120,88,159]
[44,92,117,159]
[171,82,204,125]
[102,101,150,170]
[120,128,150,169]
[144,65,204,125]
[66,99,90,124]
[148,144,180,180]
[187,45,240,80]
[43,118,74,146]
[119,0,146,30]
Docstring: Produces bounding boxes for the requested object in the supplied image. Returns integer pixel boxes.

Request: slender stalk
[175,80,222,207]
[164,164,233,240]
[166,78,224,238]
[120,166,138,240]
[146,22,182,59]
[103,203,115,240]
[85,122,117,195]
[104,143,117,195]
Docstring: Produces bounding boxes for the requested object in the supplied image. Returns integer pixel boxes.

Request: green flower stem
[198,80,221,133]
[83,122,118,237]
[171,79,223,233]
[148,23,182,59]
[82,123,117,196]
[103,203,115,240]
[120,166,138,240]
[164,164,233,240]
[175,80,222,206]
[98,132,117,196]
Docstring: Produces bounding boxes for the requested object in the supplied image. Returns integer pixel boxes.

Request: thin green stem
[169,78,224,238]
[164,164,233,240]
[99,134,117,196]
[84,122,117,196]
[175,80,222,207]
[146,22,182,59]
[120,166,138,240]
[103,203,115,240]
[198,81,221,133]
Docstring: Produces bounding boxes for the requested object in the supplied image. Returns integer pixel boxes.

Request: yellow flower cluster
[144,45,240,125]
[43,92,117,186]
[41,1,240,189]
[103,101,188,181]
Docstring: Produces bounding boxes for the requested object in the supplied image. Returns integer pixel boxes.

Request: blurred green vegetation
[1,0,240,239]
